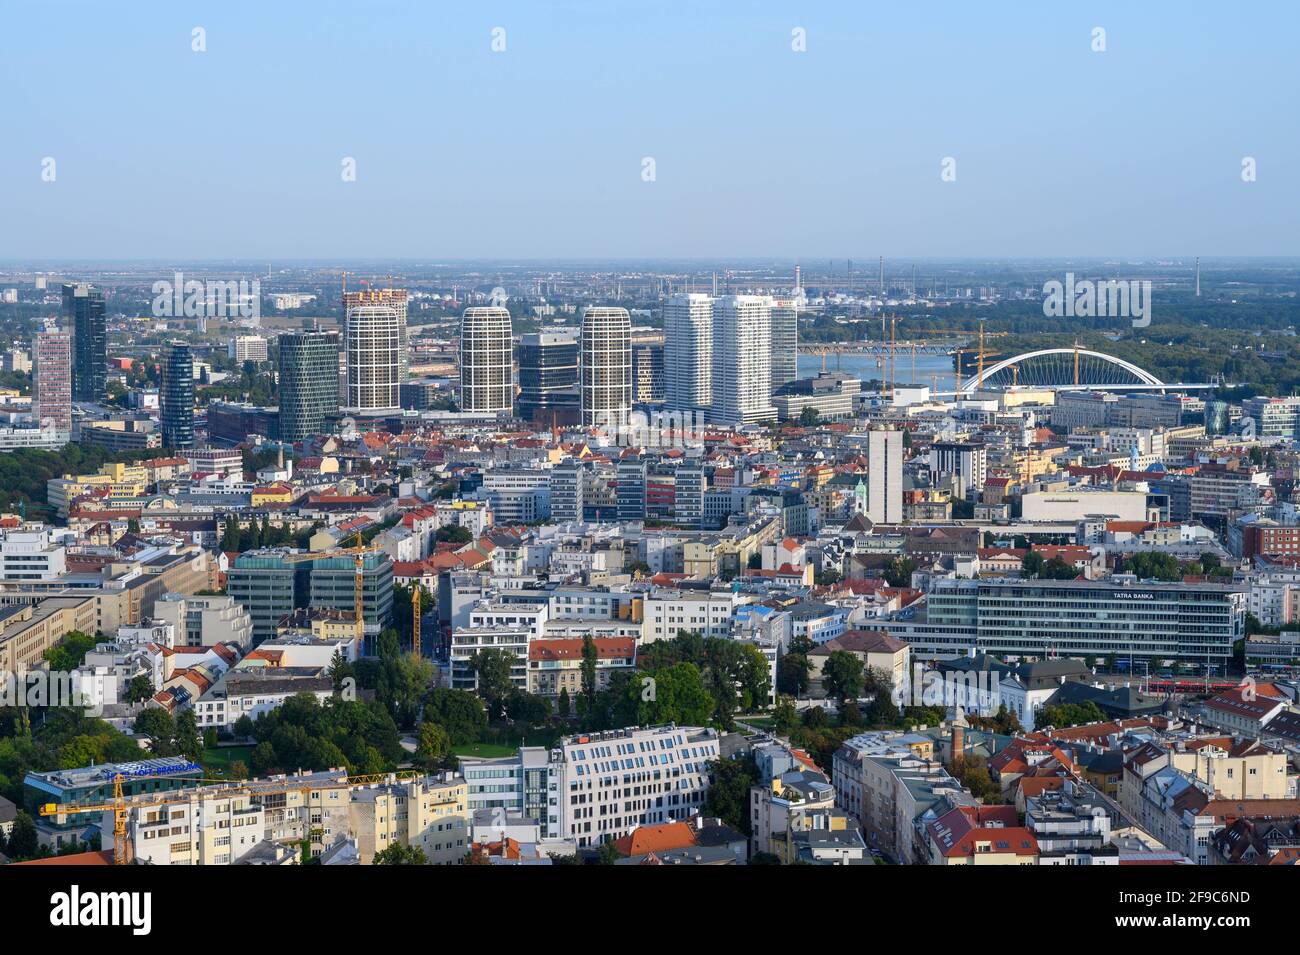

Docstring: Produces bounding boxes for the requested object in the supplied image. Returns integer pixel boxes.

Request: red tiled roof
[613,821,696,857]
[529,637,635,662]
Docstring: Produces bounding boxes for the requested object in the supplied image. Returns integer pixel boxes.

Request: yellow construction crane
[40,770,425,864]
[281,531,375,650]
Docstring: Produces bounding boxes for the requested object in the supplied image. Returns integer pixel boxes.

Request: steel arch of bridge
[960,348,1164,395]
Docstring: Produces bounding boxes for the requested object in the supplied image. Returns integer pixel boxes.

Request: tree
[250,740,278,775]
[822,650,865,703]
[373,629,434,728]
[867,689,900,727]
[423,688,488,745]
[435,524,473,544]
[580,634,599,715]
[134,708,175,750]
[881,557,916,588]
[802,706,828,729]
[1021,551,1046,579]
[606,663,714,729]
[5,810,39,859]
[1035,700,1106,729]
[950,755,1001,802]
[799,406,820,426]
[1127,551,1182,582]
[702,754,760,835]
[43,630,97,672]
[124,675,154,704]
[175,710,203,760]
[374,843,427,865]
[594,840,622,865]
[772,696,799,734]
[414,721,451,771]
[557,687,572,719]
[328,649,353,692]
[233,713,255,739]
[469,647,516,721]
[1041,556,1079,579]
[506,691,552,725]
[778,652,812,697]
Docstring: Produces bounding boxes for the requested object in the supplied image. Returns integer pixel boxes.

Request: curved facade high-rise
[580,306,632,428]
[279,327,341,442]
[343,288,407,413]
[459,306,514,413]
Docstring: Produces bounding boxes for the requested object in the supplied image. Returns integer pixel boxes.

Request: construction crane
[40,770,425,864]
[280,531,376,652]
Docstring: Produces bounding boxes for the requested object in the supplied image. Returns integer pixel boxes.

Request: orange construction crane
[40,770,425,864]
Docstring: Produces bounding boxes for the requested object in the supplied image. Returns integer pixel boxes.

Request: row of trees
[239,693,406,778]
[219,514,317,553]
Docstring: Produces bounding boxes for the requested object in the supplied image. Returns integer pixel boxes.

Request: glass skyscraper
[161,341,195,449]
[278,327,340,442]
[517,329,578,423]
[63,283,106,403]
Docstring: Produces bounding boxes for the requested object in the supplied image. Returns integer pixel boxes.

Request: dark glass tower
[278,327,340,442]
[63,283,106,402]
[161,341,195,449]
[517,329,579,423]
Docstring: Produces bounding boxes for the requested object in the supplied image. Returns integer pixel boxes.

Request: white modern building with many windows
[461,725,719,848]
[711,294,776,426]
[580,306,632,427]
[664,292,713,416]
[459,306,514,413]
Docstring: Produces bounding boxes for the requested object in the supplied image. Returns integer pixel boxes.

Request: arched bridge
[959,348,1165,395]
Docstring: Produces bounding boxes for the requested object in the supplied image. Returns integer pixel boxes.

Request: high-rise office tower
[517,328,579,424]
[160,341,195,449]
[663,292,712,415]
[580,306,632,428]
[63,283,106,403]
[32,329,72,434]
[459,306,514,414]
[710,295,775,426]
[343,287,408,413]
[867,427,902,525]
[278,326,341,442]
[631,340,664,404]
[770,299,798,392]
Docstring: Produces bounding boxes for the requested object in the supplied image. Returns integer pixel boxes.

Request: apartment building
[349,774,470,864]
[527,637,636,699]
[0,596,97,672]
[642,590,740,642]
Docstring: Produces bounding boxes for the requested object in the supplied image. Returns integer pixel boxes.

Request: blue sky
[2,1,1297,260]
